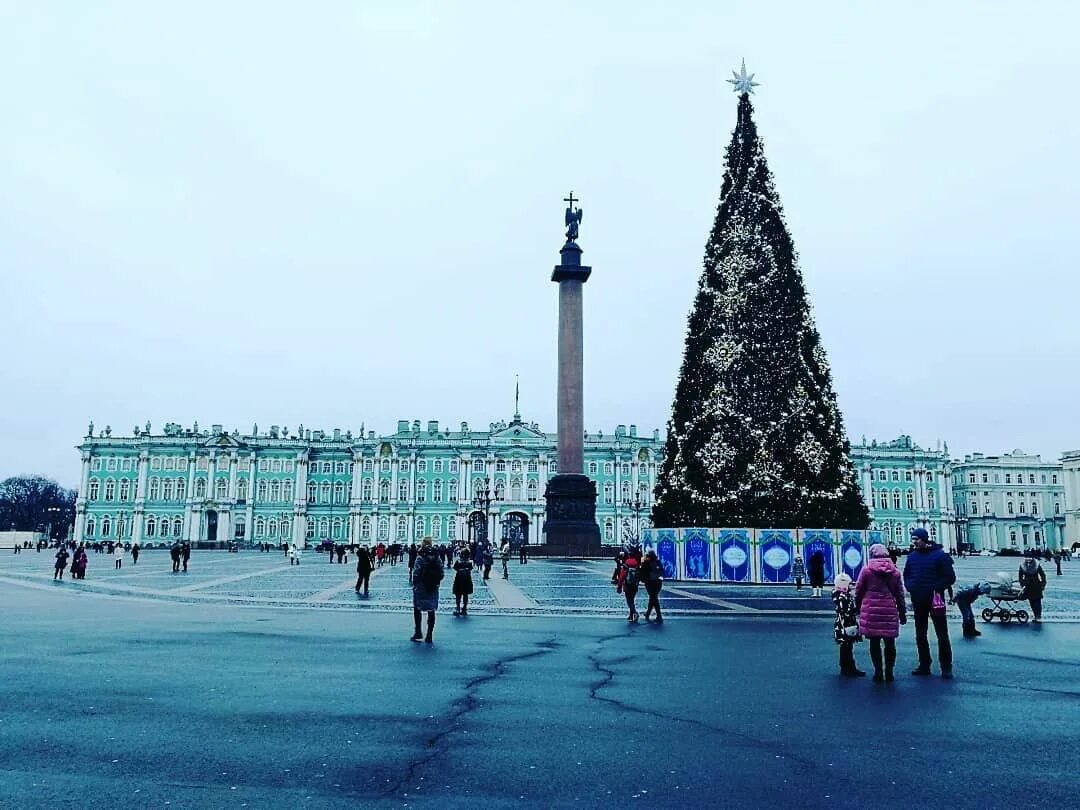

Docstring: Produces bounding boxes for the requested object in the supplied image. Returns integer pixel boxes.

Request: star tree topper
[726,59,759,94]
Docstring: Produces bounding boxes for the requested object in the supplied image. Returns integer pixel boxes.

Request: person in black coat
[452,550,475,616]
[354,545,374,596]
[407,543,419,583]
[1019,557,1047,622]
[807,551,827,597]
[640,550,664,623]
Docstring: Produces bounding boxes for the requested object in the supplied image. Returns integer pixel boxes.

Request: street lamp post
[622,492,647,545]
[472,477,499,547]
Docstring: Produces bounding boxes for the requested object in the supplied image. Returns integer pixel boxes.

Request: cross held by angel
[564,191,583,242]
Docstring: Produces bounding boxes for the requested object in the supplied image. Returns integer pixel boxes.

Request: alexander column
[544,193,601,556]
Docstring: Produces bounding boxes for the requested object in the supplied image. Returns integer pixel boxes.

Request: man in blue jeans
[903,528,957,678]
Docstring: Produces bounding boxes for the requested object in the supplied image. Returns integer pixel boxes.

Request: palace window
[511,479,522,501]
[335,462,345,475]
[258,481,268,502]
[197,457,209,471]
[449,460,459,473]
[414,516,424,538]
[621,481,631,501]
[361,517,372,540]
[527,481,538,501]
[448,516,457,541]
[605,519,614,541]
[149,478,160,501]
[891,471,899,481]
[151,457,161,471]
[1052,474,1058,485]
[528,461,538,473]
[283,480,293,501]
[307,482,316,504]
[495,481,506,500]
[271,481,282,502]
[332,517,343,540]
[892,491,901,510]
[120,480,130,501]
[1029,474,1035,484]
[1034,530,1041,544]
[163,479,174,501]
[894,526,903,542]
[509,460,520,474]
[89,479,100,500]
[215,479,227,500]
[984,502,990,513]
[970,502,978,514]
[927,491,936,510]
[496,460,506,472]
[268,519,278,539]
[879,471,888,481]
[968,474,976,483]
[235,519,245,539]
[104,480,115,502]
[362,481,373,502]
[904,471,913,482]
[145,517,155,537]
[1055,502,1061,514]
[106,458,117,472]
[449,480,458,501]
[195,478,206,498]
[639,482,649,502]
[604,463,613,476]
[322,462,332,474]
[926,472,933,482]
[91,458,102,472]
[982,473,988,483]
[319,482,331,503]
[905,492,914,510]
[282,518,291,538]
[589,462,598,475]
[434,460,443,473]
[929,525,938,542]
[334,482,345,504]
[1019,502,1025,513]
[1005,474,1011,484]
[272,459,282,473]
[1031,502,1038,515]
[397,516,408,540]
[550,461,557,473]
[101,517,111,538]
[379,480,390,503]
[604,482,614,505]
[418,460,427,473]
[1009,531,1017,545]
[306,521,315,540]
[398,480,410,501]
[236,478,246,501]
[1007,502,1014,514]
[432,515,442,539]
[378,516,389,541]
[363,459,373,472]
[433,480,443,502]
[622,463,631,477]
[879,492,888,511]
[380,459,390,473]
[416,480,427,503]
[399,460,409,473]
[259,460,269,472]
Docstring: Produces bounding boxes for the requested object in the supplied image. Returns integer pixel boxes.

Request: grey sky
[2,2,1078,488]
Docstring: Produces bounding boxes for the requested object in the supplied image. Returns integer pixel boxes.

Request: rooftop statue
[564,191,583,242]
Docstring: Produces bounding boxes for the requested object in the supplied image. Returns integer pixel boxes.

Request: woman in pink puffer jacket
[855,544,907,682]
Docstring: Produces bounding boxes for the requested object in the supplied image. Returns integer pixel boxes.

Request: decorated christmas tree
[652,63,869,530]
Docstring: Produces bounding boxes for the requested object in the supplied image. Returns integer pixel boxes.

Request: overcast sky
[2,2,1078,488]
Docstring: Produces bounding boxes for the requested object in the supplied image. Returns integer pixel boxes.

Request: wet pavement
[2,549,1078,809]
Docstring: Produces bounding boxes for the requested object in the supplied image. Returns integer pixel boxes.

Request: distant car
[980,550,995,557]
[995,548,1022,557]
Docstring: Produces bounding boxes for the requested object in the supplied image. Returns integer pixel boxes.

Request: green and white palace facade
[74,415,664,549]
[75,422,1075,552]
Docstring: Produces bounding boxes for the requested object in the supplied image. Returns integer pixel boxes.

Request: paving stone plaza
[2,549,1078,809]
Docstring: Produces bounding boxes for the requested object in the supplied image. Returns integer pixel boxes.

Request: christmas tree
[652,64,869,530]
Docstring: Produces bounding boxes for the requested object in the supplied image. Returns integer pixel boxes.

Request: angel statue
[565,203,583,242]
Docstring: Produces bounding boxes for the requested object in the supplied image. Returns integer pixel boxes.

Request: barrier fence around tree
[640,528,886,584]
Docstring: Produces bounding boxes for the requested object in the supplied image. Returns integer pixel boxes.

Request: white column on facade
[245,454,255,545]
[409,452,417,506]
[136,451,150,503]
[295,452,309,547]
[391,451,399,509]
[861,464,873,508]
[228,453,238,500]
[460,458,470,504]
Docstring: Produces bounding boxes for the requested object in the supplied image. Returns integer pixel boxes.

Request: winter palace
[74,421,1074,552]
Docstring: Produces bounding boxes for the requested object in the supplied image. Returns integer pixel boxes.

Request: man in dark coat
[354,545,374,596]
[181,542,191,572]
[903,528,956,678]
[407,543,419,583]
[807,551,827,597]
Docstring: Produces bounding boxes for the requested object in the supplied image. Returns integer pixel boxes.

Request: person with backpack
[617,546,643,622]
[354,545,373,596]
[452,549,475,616]
[411,538,444,643]
[640,549,665,623]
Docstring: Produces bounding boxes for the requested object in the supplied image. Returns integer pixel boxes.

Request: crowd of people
[612,545,665,623]
[832,527,1065,681]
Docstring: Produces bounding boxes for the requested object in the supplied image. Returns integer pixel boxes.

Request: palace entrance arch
[501,512,529,551]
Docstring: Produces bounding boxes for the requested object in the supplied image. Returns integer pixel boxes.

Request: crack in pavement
[381,636,560,799]
[585,633,828,773]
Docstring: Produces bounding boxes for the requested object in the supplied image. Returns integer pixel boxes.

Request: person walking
[640,549,665,623]
[131,543,140,565]
[411,538,443,643]
[355,545,373,595]
[792,554,806,591]
[407,543,418,583]
[903,528,956,678]
[855,544,906,681]
[950,580,991,638]
[73,545,88,580]
[500,540,511,580]
[482,543,494,581]
[54,546,69,580]
[289,543,301,565]
[1052,551,1062,576]
[519,542,529,565]
[617,546,642,623]
[114,543,124,570]
[808,551,826,597]
[181,543,191,573]
[832,573,865,677]
[170,543,181,573]
[1018,557,1047,623]
[452,549,475,616]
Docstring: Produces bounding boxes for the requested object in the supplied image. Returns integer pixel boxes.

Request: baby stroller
[981,573,1029,624]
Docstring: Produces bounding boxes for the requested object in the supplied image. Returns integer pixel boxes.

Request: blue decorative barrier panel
[800,529,836,584]
[839,530,866,580]
[758,529,795,583]
[682,527,712,580]
[656,529,678,579]
[717,528,752,582]
[867,529,885,546]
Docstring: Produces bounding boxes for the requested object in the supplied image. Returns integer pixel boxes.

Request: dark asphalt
[2,583,1078,809]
